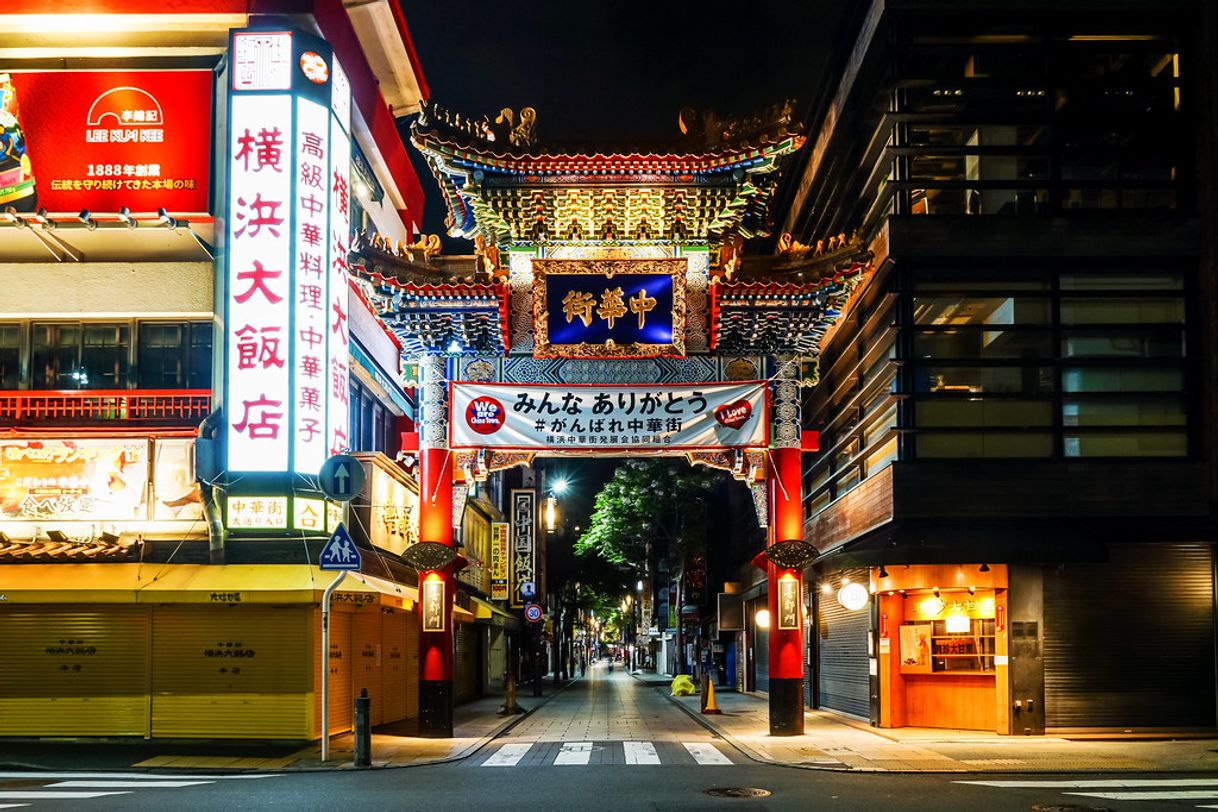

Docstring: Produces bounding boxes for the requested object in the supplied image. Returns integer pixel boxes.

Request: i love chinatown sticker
[465,396,506,435]
[714,399,753,430]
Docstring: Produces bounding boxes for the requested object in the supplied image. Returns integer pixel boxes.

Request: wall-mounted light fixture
[837,582,869,611]
[755,608,770,629]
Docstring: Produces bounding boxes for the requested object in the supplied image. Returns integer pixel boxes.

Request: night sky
[400,0,856,242]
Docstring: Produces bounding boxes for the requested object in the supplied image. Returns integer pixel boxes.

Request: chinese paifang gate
[348,100,873,735]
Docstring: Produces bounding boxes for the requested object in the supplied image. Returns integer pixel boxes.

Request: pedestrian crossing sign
[320,522,361,571]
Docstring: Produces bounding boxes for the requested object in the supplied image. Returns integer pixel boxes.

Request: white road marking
[683,742,732,765]
[0,792,132,800]
[1067,790,1218,801]
[622,741,660,765]
[553,742,593,766]
[959,778,1218,788]
[0,805,30,810]
[0,773,276,780]
[482,743,534,767]
[48,780,214,788]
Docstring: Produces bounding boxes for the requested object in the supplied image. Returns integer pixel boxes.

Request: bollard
[354,688,371,768]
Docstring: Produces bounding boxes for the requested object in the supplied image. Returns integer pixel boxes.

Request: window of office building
[890,33,1185,217]
[909,267,1188,459]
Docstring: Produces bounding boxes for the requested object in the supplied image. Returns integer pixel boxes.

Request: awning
[0,564,417,609]
[470,595,516,627]
[0,563,143,603]
[454,603,477,624]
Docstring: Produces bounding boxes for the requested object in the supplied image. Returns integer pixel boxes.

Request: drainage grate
[704,788,772,799]
[1031,804,1113,812]
[961,758,1026,765]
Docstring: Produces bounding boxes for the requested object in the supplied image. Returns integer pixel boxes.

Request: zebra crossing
[473,740,738,767]
[957,776,1218,808]
[0,772,277,809]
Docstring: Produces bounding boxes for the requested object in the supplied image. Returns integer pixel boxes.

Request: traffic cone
[702,679,722,715]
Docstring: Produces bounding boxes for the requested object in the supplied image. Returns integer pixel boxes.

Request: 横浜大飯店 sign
[449,381,767,450]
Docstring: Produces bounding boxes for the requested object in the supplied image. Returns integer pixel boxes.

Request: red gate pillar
[767,445,805,735]
[417,354,454,738]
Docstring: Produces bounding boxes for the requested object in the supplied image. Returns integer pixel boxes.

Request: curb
[281,674,583,772]
[0,677,584,777]
[654,686,851,773]
[654,686,1218,777]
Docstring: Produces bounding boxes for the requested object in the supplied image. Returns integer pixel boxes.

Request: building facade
[776,0,1218,733]
[0,0,444,740]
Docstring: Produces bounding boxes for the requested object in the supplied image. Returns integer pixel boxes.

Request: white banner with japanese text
[450,381,768,450]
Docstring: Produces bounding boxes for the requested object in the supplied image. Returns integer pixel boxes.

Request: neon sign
[225,29,352,476]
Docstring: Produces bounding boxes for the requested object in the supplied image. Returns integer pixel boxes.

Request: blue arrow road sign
[320,454,365,502]
[319,523,361,571]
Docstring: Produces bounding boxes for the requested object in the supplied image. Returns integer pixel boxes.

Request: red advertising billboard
[3,70,213,214]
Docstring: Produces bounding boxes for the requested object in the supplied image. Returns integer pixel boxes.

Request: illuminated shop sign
[1,70,212,213]
[224,29,352,475]
[490,522,509,600]
[0,438,201,523]
[532,259,686,358]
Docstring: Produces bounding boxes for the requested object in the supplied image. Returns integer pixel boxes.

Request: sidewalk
[646,678,1218,774]
[0,680,573,773]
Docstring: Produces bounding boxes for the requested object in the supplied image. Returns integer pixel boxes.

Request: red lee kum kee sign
[8,70,212,213]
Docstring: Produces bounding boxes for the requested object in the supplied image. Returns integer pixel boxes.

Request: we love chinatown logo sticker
[465,396,506,435]
[449,382,768,450]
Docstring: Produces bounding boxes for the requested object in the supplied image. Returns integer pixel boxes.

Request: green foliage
[574,459,720,566]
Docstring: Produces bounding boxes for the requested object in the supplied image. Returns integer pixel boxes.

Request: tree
[574,458,720,566]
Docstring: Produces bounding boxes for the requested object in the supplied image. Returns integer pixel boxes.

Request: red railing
[0,389,211,425]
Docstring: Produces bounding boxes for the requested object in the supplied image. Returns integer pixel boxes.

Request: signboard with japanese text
[532,259,686,358]
[450,381,767,451]
[365,463,418,555]
[422,578,446,632]
[3,70,212,213]
[490,522,509,600]
[509,490,535,609]
[0,438,201,524]
[224,29,352,476]
[226,495,288,529]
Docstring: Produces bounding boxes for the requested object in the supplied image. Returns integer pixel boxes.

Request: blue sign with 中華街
[532,259,687,358]
[546,273,673,346]
[320,522,361,570]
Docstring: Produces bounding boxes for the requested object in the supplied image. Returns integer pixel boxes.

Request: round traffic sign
[524,603,543,623]
[319,454,365,502]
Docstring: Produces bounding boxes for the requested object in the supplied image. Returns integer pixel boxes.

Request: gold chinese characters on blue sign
[532,258,686,358]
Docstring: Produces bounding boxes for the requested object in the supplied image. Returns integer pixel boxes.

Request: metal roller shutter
[313,608,353,736]
[817,568,871,719]
[151,605,311,739]
[381,608,408,724]
[1044,543,1215,729]
[0,606,150,737]
[351,608,383,727]
[455,622,478,702]
[405,611,419,720]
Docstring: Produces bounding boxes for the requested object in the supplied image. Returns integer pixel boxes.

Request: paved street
[2,662,1218,811]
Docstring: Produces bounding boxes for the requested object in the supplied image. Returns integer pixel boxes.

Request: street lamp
[551,476,570,496]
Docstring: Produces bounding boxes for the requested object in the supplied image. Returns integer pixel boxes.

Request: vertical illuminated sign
[292,96,329,473]
[226,29,352,477]
[326,59,352,458]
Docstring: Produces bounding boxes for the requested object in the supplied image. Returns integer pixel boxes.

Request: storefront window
[31,322,128,389]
